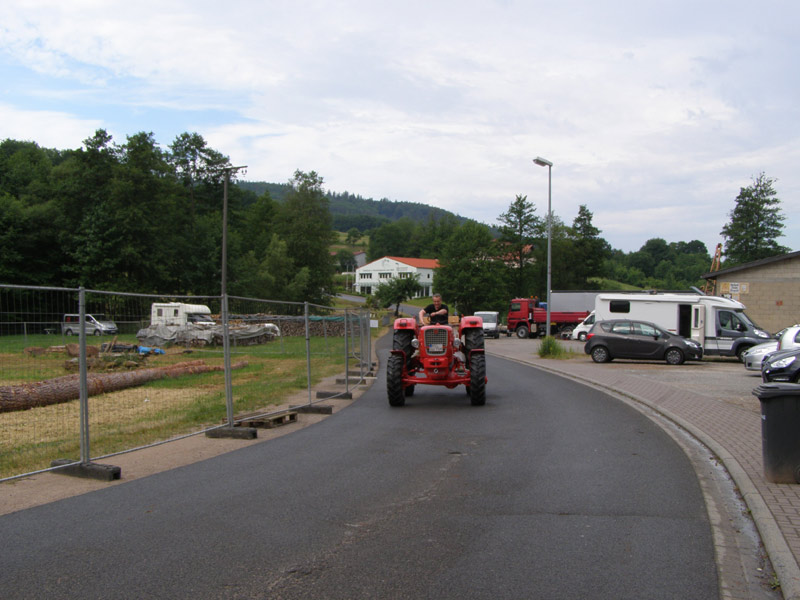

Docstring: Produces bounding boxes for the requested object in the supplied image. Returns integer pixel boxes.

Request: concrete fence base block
[50,459,121,481]
[205,426,258,440]
[316,390,353,399]
[292,404,334,414]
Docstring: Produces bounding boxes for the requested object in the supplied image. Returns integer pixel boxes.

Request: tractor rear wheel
[464,328,484,369]
[387,354,406,407]
[393,330,414,366]
[469,354,486,406]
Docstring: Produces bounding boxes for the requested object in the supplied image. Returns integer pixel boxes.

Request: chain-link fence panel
[0,285,82,479]
[2,286,374,481]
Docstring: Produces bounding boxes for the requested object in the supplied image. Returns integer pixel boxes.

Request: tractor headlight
[453,338,461,349]
[411,338,419,349]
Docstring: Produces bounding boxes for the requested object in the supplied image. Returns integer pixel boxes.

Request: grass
[537,336,581,359]
[0,332,362,480]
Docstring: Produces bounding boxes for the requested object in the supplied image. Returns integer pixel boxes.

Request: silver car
[743,325,800,371]
[743,341,779,371]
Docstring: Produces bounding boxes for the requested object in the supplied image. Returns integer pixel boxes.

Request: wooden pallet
[228,409,298,429]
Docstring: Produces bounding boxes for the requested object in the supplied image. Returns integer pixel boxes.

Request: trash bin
[754,383,800,483]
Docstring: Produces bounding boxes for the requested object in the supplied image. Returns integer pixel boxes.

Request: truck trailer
[593,293,771,360]
[507,298,590,339]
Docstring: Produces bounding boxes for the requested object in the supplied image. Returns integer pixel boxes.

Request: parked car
[743,341,779,371]
[584,319,703,365]
[742,325,800,371]
[762,347,800,383]
[62,314,119,336]
[570,311,595,341]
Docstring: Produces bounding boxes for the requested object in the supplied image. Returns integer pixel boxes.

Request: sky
[1,0,798,254]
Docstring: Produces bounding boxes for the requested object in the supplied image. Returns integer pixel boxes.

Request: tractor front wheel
[469,354,486,406]
[387,354,406,407]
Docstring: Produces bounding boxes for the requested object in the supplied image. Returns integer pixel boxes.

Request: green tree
[345,228,362,245]
[497,195,541,296]
[276,170,335,304]
[721,173,789,265]
[375,276,422,316]
[367,218,418,260]
[434,221,509,316]
[569,205,610,287]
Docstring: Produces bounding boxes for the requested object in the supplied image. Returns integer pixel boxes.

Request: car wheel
[591,346,611,363]
[65,329,74,336]
[578,332,587,341]
[665,348,685,365]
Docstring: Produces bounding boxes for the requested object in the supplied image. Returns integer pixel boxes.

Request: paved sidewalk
[487,337,800,600]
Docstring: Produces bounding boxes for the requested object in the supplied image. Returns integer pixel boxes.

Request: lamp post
[533,156,553,338]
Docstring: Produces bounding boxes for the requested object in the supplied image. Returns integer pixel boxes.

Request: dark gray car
[584,319,704,365]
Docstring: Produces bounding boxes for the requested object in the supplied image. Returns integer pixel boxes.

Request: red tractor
[387,315,487,407]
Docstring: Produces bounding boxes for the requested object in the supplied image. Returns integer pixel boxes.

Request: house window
[359,273,371,280]
[379,272,392,279]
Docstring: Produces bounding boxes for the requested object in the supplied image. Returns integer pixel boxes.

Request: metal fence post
[344,308,350,394]
[78,287,90,464]
[222,292,234,426]
[304,301,312,406]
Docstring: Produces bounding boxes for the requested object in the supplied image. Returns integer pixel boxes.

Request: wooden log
[0,360,249,414]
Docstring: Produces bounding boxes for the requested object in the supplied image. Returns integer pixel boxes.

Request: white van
[62,314,119,336]
[594,293,771,360]
[474,311,501,338]
[570,311,595,341]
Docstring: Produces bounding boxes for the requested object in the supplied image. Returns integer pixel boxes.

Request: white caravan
[150,303,214,327]
[593,293,771,360]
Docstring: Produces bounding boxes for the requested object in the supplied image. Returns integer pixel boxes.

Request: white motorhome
[593,293,771,359]
[150,303,214,327]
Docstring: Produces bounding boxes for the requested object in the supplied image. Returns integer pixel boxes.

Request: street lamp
[533,156,553,338]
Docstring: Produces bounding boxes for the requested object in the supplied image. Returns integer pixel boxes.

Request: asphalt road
[0,337,719,599]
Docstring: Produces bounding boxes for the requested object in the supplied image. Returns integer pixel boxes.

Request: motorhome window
[609,300,630,313]
[157,309,163,317]
[173,309,179,317]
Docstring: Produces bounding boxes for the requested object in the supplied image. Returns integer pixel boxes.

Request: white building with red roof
[355,256,439,297]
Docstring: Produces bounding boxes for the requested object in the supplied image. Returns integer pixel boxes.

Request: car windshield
[735,310,761,330]
[480,314,497,323]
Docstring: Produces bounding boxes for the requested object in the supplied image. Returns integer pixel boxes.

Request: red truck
[507,298,590,339]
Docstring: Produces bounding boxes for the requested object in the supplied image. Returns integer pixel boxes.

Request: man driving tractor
[419,293,449,325]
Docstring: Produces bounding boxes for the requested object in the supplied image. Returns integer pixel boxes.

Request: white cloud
[0,0,798,252]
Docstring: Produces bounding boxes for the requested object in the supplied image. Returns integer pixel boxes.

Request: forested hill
[238,181,465,232]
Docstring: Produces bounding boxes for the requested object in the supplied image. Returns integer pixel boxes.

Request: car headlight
[685,340,700,348]
[755,329,770,338]
[770,356,797,369]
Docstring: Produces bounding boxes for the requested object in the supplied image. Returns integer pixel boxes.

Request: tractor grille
[424,328,449,355]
